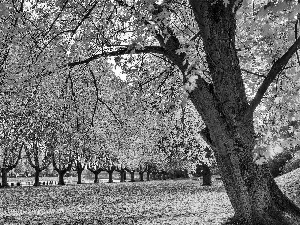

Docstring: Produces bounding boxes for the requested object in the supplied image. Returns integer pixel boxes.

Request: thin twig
[241,68,266,78]
[88,65,123,125]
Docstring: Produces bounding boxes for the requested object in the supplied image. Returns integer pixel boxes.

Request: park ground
[1,170,300,225]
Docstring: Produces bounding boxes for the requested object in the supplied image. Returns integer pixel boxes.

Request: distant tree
[0,108,25,187]
[87,159,103,184]
[23,113,57,186]
[86,144,108,183]
[72,131,92,184]
[105,159,117,183]
[52,130,74,185]
[115,163,126,182]
[85,134,109,183]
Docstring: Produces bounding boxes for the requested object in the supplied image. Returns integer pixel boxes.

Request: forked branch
[246,36,300,117]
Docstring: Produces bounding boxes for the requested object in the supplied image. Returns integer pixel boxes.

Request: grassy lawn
[1,170,300,225]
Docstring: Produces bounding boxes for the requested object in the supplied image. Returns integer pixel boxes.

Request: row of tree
[0,59,214,188]
[3,0,300,223]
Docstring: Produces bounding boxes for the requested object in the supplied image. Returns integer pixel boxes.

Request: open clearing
[1,170,300,225]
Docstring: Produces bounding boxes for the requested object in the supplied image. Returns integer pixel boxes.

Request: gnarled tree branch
[66,46,165,68]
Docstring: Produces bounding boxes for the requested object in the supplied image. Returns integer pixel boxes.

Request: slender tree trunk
[77,169,83,184]
[202,164,212,186]
[108,171,113,183]
[33,170,40,186]
[139,172,144,181]
[1,168,9,188]
[120,170,125,182]
[130,171,135,182]
[93,172,100,183]
[124,171,126,181]
[146,172,150,181]
[75,162,85,184]
[58,171,66,185]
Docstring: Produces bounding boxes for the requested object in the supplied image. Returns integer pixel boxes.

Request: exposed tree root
[222,210,300,225]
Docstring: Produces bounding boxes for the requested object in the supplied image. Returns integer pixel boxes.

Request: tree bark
[1,168,9,188]
[33,170,40,186]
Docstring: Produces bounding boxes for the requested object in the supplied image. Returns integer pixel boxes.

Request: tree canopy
[2,0,300,224]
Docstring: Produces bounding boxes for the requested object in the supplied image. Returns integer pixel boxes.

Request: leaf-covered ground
[0,178,232,225]
[1,171,300,225]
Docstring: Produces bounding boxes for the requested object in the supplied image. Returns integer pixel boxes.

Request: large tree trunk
[1,168,9,188]
[219,154,300,225]
[33,170,40,186]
